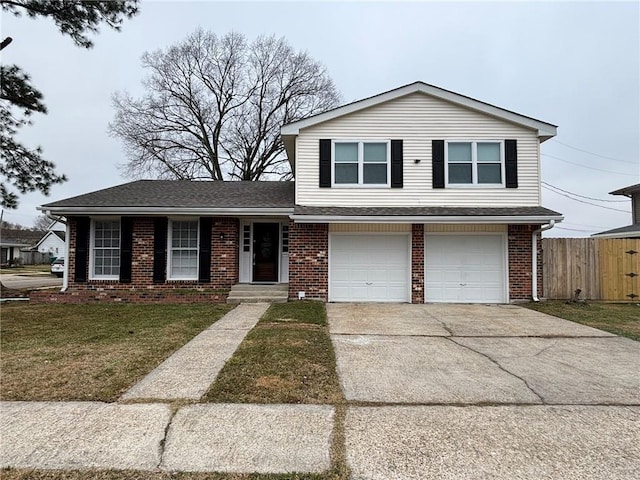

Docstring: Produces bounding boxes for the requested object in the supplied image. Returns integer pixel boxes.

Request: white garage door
[425,234,507,303]
[330,234,410,302]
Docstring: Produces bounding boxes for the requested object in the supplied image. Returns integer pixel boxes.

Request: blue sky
[2,0,639,236]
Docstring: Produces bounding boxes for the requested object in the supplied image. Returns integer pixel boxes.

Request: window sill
[330,184,391,189]
[445,184,506,189]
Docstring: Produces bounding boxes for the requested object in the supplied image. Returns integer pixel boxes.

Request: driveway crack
[157,404,179,470]
[448,337,546,404]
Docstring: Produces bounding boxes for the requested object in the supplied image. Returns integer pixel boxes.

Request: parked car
[50,257,64,277]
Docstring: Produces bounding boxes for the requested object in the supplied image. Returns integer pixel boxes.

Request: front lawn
[204,301,343,404]
[0,303,233,401]
[523,301,640,340]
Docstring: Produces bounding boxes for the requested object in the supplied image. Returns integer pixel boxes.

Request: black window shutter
[390,140,403,188]
[198,217,212,283]
[119,217,133,283]
[74,217,90,283]
[432,140,445,189]
[153,217,168,283]
[505,139,518,188]
[319,139,331,188]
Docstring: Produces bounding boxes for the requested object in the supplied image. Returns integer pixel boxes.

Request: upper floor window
[333,141,390,186]
[91,219,120,279]
[168,219,199,280]
[446,141,504,186]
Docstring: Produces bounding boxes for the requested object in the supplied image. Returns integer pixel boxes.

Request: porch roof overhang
[290,206,564,224]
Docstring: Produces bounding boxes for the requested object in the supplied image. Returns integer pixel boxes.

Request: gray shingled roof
[42,179,562,220]
[592,224,640,238]
[610,184,640,196]
[293,206,562,217]
[42,180,295,209]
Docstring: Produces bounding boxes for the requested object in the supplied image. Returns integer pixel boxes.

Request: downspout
[532,220,555,302]
[62,218,70,291]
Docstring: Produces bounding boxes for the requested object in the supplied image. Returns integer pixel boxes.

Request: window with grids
[446,141,503,186]
[92,220,120,278]
[333,141,389,186]
[169,220,199,279]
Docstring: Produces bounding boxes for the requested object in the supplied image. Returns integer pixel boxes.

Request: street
[1,273,62,290]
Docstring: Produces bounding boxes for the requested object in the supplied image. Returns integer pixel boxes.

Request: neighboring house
[592,184,640,239]
[1,241,30,266]
[38,81,563,304]
[34,230,66,257]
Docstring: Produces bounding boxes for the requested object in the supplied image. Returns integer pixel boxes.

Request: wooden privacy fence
[542,238,640,301]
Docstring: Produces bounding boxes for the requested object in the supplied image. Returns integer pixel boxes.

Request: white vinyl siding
[295,92,540,207]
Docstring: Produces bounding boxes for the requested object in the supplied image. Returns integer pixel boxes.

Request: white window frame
[445,140,505,187]
[167,218,200,281]
[89,217,121,281]
[331,140,391,187]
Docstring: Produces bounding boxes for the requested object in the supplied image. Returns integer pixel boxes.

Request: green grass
[260,300,326,325]
[203,301,341,404]
[0,303,233,401]
[203,300,348,478]
[523,301,640,340]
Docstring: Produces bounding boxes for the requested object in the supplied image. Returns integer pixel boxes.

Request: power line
[555,226,596,233]
[550,139,637,165]
[562,221,608,229]
[541,153,635,176]
[542,185,632,213]
[542,181,629,203]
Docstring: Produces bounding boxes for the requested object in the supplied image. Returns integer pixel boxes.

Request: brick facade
[34,216,239,304]
[288,221,328,301]
[508,224,542,301]
[411,224,425,303]
[35,216,543,304]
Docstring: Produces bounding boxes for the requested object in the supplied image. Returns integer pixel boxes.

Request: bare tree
[110,30,340,181]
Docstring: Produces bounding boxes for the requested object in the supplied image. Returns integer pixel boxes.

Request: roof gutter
[38,207,295,217]
[532,220,556,302]
[290,214,564,224]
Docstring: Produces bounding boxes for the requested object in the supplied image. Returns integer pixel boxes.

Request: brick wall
[288,221,328,301]
[411,224,424,303]
[212,217,239,289]
[508,224,542,301]
[40,216,239,304]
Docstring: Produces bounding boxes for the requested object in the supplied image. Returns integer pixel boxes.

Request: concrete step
[230,284,288,293]
[227,283,289,304]
[226,295,288,304]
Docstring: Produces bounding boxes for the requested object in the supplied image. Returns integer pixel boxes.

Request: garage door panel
[426,235,506,303]
[330,234,410,302]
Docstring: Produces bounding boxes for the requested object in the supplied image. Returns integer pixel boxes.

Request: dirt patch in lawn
[524,301,640,340]
[1,303,233,401]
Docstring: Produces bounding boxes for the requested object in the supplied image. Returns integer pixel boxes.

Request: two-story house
[37,82,563,304]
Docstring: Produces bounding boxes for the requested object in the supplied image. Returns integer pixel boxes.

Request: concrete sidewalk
[121,303,268,401]
[0,401,335,473]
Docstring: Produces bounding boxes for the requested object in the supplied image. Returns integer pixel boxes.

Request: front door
[253,223,279,282]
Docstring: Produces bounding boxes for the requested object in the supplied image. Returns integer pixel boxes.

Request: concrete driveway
[328,303,640,479]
